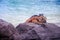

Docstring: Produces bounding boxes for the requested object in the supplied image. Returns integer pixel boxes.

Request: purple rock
[0,19,21,40]
[16,23,60,40]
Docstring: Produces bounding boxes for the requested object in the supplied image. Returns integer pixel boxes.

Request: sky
[0,0,60,26]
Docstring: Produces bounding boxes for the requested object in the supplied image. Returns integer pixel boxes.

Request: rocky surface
[0,19,60,40]
[16,23,60,40]
[0,19,21,40]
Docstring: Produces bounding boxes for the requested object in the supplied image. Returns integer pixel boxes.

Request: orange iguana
[26,14,47,25]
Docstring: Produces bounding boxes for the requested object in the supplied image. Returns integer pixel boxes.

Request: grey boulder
[16,23,60,40]
[0,19,21,40]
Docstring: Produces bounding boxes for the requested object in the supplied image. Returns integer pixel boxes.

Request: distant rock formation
[0,19,21,40]
[16,23,60,40]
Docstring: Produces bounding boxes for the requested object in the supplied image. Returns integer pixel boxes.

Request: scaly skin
[25,15,47,25]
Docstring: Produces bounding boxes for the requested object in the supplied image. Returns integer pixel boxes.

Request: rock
[0,19,21,40]
[16,23,60,40]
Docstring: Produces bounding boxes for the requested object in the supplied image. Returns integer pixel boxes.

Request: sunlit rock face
[16,23,60,40]
[0,19,21,40]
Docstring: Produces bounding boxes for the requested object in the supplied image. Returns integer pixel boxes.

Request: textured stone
[0,19,21,40]
[16,23,60,40]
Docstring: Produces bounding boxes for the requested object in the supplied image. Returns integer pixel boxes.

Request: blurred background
[0,0,60,26]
